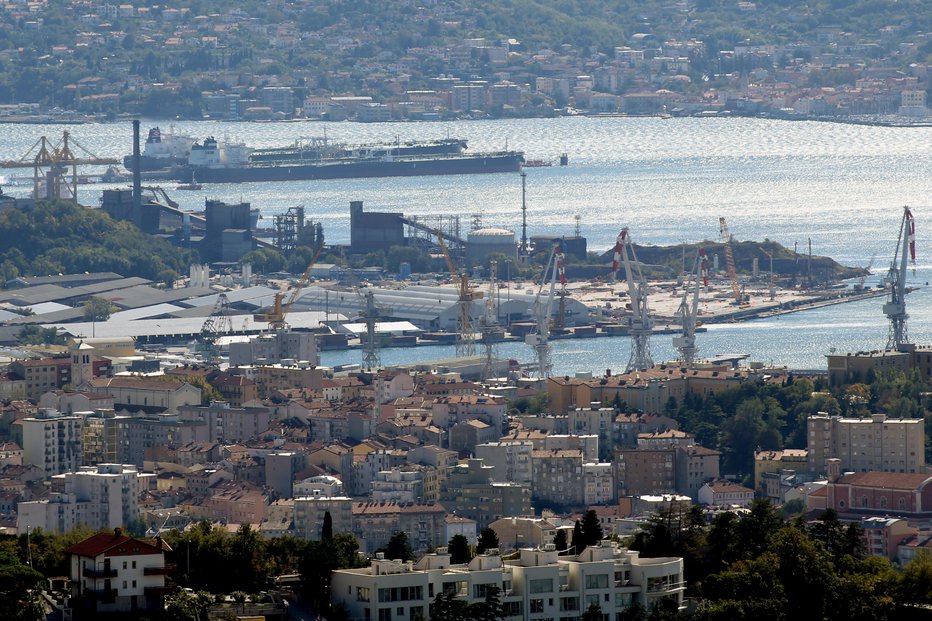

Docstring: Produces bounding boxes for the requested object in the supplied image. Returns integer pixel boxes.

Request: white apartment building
[332,543,685,621]
[807,412,925,476]
[17,464,149,534]
[294,494,353,541]
[68,529,171,614]
[21,409,84,476]
[475,441,534,485]
[583,463,615,506]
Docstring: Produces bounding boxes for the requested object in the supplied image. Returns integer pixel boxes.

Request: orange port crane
[253,244,324,330]
[435,231,483,358]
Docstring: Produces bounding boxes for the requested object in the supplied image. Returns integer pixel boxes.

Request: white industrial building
[292,284,591,331]
[332,543,685,621]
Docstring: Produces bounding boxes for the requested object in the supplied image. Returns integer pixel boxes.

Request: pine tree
[477,527,500,554]
[571,520,584,554]
[322,510,333,541]
[448,534,472,564]
[581,509,604,547]
[554,529,568,552]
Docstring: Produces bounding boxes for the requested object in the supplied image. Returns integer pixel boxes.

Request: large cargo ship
[124,126,195,171]
[175,136,523,183]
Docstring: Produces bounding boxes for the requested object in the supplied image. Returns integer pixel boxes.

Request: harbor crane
[338,250,383,371]
[253,244,324,331]
[1,131,118,204]
[719,217,744,305]
[613,229,654,372]
[884,206,916,351]
[480,259,500,380]
[198,293,232,365]
[436,230,483,358]
[526,242,565,379]
[672,248,708,368]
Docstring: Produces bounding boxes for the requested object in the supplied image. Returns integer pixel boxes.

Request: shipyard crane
[436,230,483,358]
[884,206,916,351]
[337,250,383,371]
[253,244,324,331]
[719,217,744,305]
[0,131,118,204]
[526,242,564,378]
[198,294,233,365]
[672,249,708,368]
[613,229,654,372]
[480,259,500,380]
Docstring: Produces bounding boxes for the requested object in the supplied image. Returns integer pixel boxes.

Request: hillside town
[0,0,931,121]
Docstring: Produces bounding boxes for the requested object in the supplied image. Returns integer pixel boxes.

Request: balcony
[82,566,117,579]
[143,564,176,576]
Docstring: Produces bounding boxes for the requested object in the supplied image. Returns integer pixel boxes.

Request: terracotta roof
[835,472,932,489]
[705,481,754,493]
[352,501,446,515]
[66,530,170,557]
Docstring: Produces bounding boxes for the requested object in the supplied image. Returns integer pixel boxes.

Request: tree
[571,520,585,554]
[0,550,44,621]
[322,511,333,541]
[581,509,604,547]
[386,531,414,562]
[430,591,468,621]
[554,529,568,552]
[467,585,506,621]
[157,268,180,289]
[581,603,603,621]
[448,534,472,564]
[83,296,115,322]
[477,527,499,554]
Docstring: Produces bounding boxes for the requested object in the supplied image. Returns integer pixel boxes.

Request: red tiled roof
[66,531,170,557]
[836,472,932,489]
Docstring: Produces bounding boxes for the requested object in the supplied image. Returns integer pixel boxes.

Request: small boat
[176,181,202,190]
[524,159,552,168]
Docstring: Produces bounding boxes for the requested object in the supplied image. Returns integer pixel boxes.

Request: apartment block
[351,501,447,553]
[807,412,924,476]
[475,441,533,485]
[18,464,148,534]
[21,409,84,476]
[294,494,353,541]
[331,543,685,621]
[531,449,584,509]
[615,449,675,498]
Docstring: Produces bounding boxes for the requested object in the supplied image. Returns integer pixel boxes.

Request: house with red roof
[68,527,173,614]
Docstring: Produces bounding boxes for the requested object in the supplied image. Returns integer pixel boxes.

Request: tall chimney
[132,120,142,214]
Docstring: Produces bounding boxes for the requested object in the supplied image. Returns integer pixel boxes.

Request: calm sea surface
[2,117,930,373]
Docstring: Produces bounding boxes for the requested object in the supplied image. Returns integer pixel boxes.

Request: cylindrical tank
[466,227,516,265]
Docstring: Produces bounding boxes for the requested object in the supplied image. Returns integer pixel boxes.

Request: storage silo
[466,227,516,265]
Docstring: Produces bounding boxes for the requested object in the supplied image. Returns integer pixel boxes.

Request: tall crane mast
[253,245,324,331]
[884,206,916,351]
[338,250,383,371]
[199,293,232,366]
[614,229,654,372]
[436,231,483,358]
[719,217,743,305]
[526,242,564,379]
[481,260,500,380]
[672,249,707,368]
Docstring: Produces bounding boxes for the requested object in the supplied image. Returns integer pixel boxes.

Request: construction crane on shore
[198,293,232,365]
[719,217,744,305]
[884,206,916,351]
[1,131,118,204]
[613,229,654,372]
[253,245,324,331]
[337,250,384,371]
[526,242,564,378]
[672,249,707,368]
[436,230,483,358]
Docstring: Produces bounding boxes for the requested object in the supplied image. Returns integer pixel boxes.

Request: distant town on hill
[2,0,932,121]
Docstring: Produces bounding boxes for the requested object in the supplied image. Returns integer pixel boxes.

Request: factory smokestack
[132,119,141,214]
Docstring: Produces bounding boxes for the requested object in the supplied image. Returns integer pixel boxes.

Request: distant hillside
[600,238,864,281]
[0,200,197,285]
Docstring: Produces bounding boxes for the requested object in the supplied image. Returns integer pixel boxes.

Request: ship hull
[177,152,523,183]
[124,154,188,172]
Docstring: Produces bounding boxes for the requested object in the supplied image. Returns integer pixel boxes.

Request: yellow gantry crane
[435,230,483,358]
[254,245,324,330]
[0,131,118,204]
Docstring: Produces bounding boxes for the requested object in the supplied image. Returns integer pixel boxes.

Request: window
[585,574,609,589]
[357,587,370,602]
[529,578,552,594]
[378,609,392,621]
[123,561,127,570]
[132,561,136,569]
[530,599,544,614]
